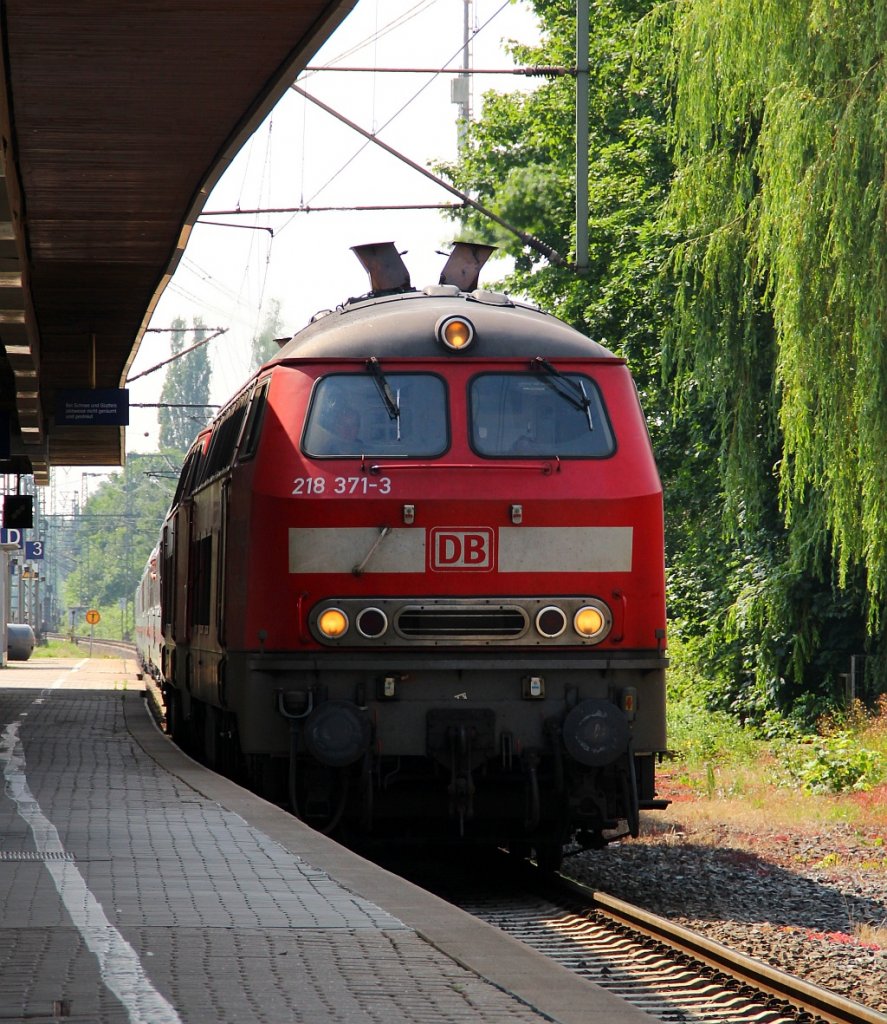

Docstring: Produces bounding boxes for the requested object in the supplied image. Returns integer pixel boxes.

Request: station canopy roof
[0,0,356,485]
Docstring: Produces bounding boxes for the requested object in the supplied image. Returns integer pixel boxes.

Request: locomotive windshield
[469,372,615,457]
[303,372,448,457]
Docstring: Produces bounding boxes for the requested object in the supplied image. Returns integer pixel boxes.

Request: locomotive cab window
[199,398,249,484]
[237,379,269,462]
[303,373,449,458]
[172,443,201,506]
[469,372,615,458]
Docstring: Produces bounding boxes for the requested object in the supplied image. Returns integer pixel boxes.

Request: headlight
[356,607,388,639]
[437,315,475,351]
[574,601,611,642]
[317,608,349,639]
[535,605,567,638]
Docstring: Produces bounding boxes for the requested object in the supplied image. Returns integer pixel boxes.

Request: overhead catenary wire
[292,0,514,214]
[303,0,439,77]
[164,281,250,325]
[174,258,264,345]
[201,203,464,216]
[198,221,274,235]
[126,328,229,384]
[304,65,573,76]
[290,84,566,267]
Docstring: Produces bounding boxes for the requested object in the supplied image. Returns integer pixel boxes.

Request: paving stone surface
[0,673,557,1024]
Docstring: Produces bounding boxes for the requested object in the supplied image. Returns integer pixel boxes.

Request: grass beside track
[32,638,123,659]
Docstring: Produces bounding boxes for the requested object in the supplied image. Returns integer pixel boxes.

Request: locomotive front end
[230,253,668,862]
[146,245,669,867]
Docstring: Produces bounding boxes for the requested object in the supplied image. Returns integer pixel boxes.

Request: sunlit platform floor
[0,656,646,1024]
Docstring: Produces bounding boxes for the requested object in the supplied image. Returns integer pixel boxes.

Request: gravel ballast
[566,818,887,1014]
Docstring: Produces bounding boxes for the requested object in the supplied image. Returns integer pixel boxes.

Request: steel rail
[557,875,885,1024]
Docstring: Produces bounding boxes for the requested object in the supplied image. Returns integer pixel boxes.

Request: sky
[122,0,542,454]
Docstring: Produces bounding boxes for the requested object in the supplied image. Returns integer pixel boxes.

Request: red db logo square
[430,528,494,571]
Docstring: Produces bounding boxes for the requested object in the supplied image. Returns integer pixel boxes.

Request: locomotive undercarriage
[166,648,670,858]
[276,750,662,868]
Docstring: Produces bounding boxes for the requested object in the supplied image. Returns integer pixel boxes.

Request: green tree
[662,0,887,704]
[249,299,284,373]
[61,455,177,637]
[159,317,213,452]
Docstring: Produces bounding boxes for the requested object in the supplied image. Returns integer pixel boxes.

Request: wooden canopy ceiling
[0,0,356,484]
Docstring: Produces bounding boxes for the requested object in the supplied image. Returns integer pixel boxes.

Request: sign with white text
[25,540,44,560]
[56,388,129,426]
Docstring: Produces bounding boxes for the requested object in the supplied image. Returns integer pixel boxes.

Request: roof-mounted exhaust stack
[439,241,496,292]
[351,242,412,295]
[350,240,497,297]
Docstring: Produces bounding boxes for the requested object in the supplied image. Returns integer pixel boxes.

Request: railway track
[385,851,883,1024]
[473,871,883,1024]
[587,886,884,1024]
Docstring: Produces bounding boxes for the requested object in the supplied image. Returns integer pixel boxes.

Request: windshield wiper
[366,357,402,440]
[366,357,400,421]
[531,357,594,431]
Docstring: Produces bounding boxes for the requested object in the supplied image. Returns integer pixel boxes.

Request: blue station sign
[56,388,129,426]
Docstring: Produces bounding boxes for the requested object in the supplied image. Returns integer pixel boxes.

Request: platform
[0,655,650,1024]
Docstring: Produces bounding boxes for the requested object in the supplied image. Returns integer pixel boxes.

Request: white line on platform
[1,708,183,1024]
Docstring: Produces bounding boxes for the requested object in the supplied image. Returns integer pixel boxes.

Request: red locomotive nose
[142,244,667,860]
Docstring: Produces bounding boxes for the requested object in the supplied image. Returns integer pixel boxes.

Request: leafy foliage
[62,454,177,637]
[158,317,213,452]
[668,699,763,767]
[663,0,887,626]
[778,734,885,794]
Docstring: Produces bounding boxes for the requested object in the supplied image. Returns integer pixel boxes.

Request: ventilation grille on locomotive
[397,605,527,638]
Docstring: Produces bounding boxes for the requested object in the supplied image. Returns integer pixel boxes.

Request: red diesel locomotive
[137,242,668,863]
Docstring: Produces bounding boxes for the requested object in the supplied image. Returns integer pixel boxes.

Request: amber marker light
[574,603,610,641]
[437,315,475,351]
[318,608,349,639]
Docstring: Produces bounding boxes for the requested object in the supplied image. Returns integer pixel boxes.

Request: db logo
[430,528,494,571]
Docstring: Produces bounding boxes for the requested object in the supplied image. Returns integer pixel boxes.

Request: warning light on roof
[437,316,475,351]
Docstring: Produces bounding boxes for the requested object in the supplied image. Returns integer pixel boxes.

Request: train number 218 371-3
[292,476,393,496]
